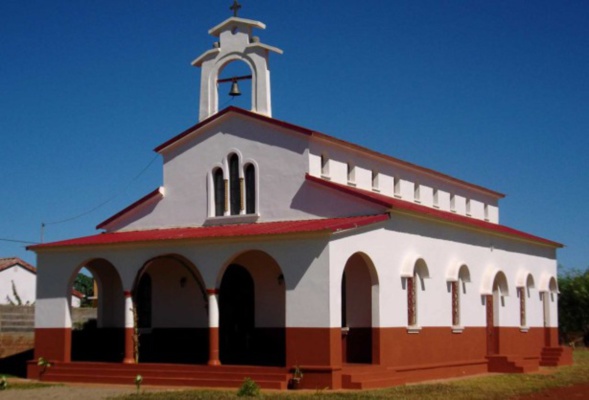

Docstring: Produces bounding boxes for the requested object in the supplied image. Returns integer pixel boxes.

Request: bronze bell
[229,79,241,97]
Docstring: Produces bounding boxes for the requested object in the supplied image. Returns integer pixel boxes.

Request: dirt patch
[511,383,589,399]
[0,385,134,400]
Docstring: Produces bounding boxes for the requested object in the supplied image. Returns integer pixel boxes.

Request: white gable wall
[0,265,36,305]
[106,115,388,232]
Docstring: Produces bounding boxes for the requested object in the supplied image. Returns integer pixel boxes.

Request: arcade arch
[67,258,124,362]
[217,250,285,366]
[133,255,207,364]
[341,252,379,364]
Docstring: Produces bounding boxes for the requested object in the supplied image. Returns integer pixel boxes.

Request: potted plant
[288,365,303,389]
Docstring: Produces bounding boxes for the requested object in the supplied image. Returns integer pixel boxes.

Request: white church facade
[28,7,571,390]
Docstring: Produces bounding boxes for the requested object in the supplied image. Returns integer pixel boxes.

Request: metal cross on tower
[230,0,241,17]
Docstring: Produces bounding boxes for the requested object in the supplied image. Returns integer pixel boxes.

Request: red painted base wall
[30,326,570,390]
[34,328,71,362]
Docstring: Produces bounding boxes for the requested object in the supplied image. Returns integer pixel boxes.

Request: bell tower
[192,2,283,122]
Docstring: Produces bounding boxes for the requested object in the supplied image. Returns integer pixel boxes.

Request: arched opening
[133,255,207,364]
[341,252,378,364]
[542,276,558,346]
[218,60,253,111]
[347,162,355,183]
[213,167,225,216]
[486,271,508,356]
[219,264,254,365]
[218,250,285,366]
[320,154,329,177]
[244,163,256,214]
[136,273,152,329]
[68,259,124,362]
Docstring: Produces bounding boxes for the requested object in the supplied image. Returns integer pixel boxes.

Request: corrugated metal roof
[29,214,389,250]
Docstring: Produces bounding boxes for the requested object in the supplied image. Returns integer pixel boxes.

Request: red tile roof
[154,106,504,199]
[306,174,563,248]
[0,257,36,274]
[29,214,389,250]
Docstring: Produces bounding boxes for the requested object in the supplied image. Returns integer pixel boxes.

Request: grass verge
[2,381,58,390]
[109,349,589,400]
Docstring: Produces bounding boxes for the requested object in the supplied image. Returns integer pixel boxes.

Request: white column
[207,289,221,366]
[123,291,135,363]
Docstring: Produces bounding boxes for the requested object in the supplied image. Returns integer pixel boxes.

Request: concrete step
[36,362,290,390]
[342,366,404,389]
[540,347,573,366]
[41,373,287,389]
[487,355,539,373]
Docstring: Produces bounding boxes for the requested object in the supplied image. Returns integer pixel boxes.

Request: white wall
[106,114,312,231]
[308,140,501,223]
[148,258,207,328]
[328,214,558,330]
[0,265,36,305]
[34,234,333,330]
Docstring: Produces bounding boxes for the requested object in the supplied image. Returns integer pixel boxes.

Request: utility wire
[0,238,39,245]
[219,95,235,109]
[41,154,159,240]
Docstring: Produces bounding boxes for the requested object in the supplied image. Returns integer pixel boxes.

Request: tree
[558,268,589,343]
[73,273,94,308]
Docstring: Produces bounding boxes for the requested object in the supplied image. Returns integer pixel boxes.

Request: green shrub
[236,377,260,397]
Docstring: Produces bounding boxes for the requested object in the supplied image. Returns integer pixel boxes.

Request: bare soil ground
[511,383,589,399]
[0,380,588,400]
[0,384,135,400]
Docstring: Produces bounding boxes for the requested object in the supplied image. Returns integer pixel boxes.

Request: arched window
[229,154,240,215]
[451,265,470,328]
[213,168,225,216]
[451,280,460,327]
[407,259,429,328]
[518,274,535,328]
[407,272,418,327]
[245,163,256,214]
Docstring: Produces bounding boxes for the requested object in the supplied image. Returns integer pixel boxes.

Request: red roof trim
[0,257,37,274]
[306,174,562,248]
[29,214,389,250]
[154,106,314,153]
[96,188,163,230]
[153,107,503,198]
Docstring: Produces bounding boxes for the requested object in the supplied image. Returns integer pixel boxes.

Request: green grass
[108,349,589,400]
[2,381,58,391]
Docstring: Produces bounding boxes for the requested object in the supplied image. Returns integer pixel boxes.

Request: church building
[27,4,571,390]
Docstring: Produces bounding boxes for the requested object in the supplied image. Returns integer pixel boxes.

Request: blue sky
[1,1,587,272]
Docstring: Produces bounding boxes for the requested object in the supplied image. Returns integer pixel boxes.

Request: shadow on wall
[0,349,34,377]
